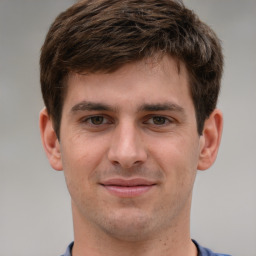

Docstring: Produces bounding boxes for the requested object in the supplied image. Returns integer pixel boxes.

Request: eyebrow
[138,103,185,113]
[70,101,185,115]
[71,101,115,113]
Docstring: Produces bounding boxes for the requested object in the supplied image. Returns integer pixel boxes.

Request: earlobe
[197,109,223,170]
[39,108,63,171]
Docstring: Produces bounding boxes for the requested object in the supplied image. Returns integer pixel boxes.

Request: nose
[108,121,147,169]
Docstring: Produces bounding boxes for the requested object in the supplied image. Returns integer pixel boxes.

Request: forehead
[63,55,192,110]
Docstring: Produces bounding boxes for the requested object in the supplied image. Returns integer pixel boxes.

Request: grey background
[0,0,255,255]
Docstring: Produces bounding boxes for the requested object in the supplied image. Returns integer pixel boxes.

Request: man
[39,0,231,255]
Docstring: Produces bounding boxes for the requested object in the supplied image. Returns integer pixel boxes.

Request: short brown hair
[40,0,223,138]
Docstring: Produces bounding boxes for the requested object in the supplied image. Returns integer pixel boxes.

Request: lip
[100,178,156,198]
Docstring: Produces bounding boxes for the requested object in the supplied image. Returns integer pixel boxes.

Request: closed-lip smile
[100,178,157,198]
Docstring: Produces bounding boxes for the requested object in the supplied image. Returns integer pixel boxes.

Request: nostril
[134,160,143,166]
[112,160,120,166]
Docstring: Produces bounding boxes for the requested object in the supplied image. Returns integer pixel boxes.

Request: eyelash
[81,115,112,126]
[144,115,173,126]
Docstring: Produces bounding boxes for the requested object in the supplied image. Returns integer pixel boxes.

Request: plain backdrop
[1,1,255,255]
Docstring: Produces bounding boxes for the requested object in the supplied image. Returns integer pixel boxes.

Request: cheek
[59,133,112,199]
[61,133,106,170]
[61,148,98,211]
[148,135,200,183]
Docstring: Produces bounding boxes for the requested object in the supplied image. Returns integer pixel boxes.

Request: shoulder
[193,240,232,256]
[60,242,73,256]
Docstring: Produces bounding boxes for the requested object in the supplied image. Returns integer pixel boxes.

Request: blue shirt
[193,240,231,256]
[61,240,231,256]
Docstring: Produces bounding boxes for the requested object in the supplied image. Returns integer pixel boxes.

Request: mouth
[100,178,157,198]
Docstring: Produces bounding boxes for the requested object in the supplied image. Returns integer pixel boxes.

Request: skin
[40,56,223,256]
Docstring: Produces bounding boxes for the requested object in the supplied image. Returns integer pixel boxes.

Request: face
[56,56,205,241]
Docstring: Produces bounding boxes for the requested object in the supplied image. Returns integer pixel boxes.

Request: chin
[98,208,160,242]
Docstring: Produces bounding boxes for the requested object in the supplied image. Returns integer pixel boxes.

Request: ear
[39,108,63,171]
[197,109,223,170]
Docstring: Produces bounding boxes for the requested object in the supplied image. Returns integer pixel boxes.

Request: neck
[71,200,197,256]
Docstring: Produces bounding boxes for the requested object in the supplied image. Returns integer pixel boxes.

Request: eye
[82,115,110,126]
[151,116,168,125]
[146,116,171,126]
[89,116,105,125]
